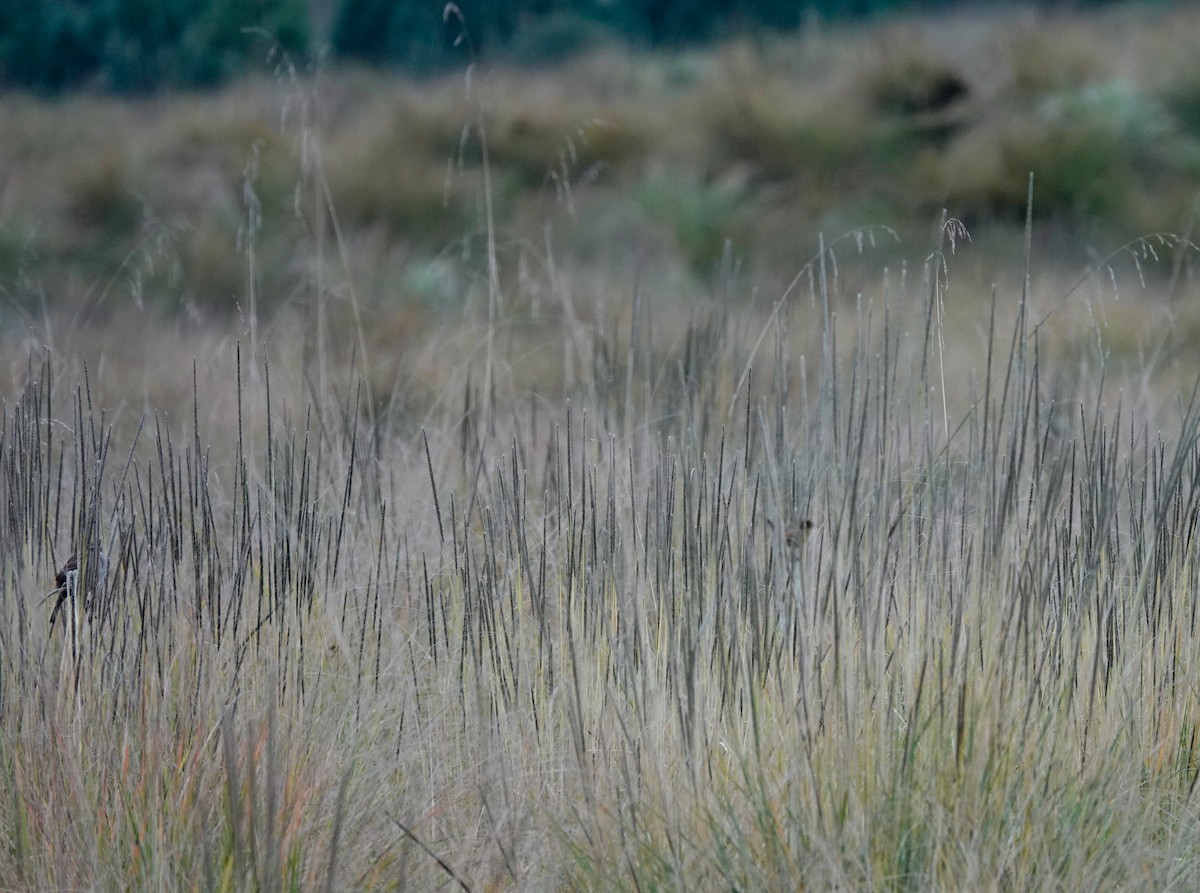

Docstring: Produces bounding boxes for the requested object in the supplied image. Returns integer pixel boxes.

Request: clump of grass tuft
[64,150,141,233]
[940,116,1133,220]
[489,107,648,187]
[1162,60,1200,140]
[1006,18,1109,96]
[634,167,752,275]
[326,149,471,239]
[930,81,1197,226]
[856,32,970,117]
[178,217,249,311]
[702,81,875,187]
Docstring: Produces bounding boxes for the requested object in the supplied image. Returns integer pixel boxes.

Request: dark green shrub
[176,0,312,87]
[860,46,969,116]
[0,0,310,93]
[330,0,496,72]
[0,1,102,91]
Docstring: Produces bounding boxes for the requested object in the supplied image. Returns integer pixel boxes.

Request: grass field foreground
[2,205,1200,889]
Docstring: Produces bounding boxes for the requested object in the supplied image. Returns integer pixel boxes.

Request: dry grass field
[2,4,1200,891]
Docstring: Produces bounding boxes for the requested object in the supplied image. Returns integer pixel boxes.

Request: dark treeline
[0,0,1111,92]
[0,0,310,92]
[329,0,966,70]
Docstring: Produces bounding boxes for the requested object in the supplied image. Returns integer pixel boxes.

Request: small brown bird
[48,550,108,633]
[768,518,815,553]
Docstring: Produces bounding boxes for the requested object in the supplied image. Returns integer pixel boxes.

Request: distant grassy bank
[1,3,1197,330]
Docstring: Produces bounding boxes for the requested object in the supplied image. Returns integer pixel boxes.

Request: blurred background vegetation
[0,0,1196,345]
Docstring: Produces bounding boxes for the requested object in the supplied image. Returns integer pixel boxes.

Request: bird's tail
[47,587,69,635]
